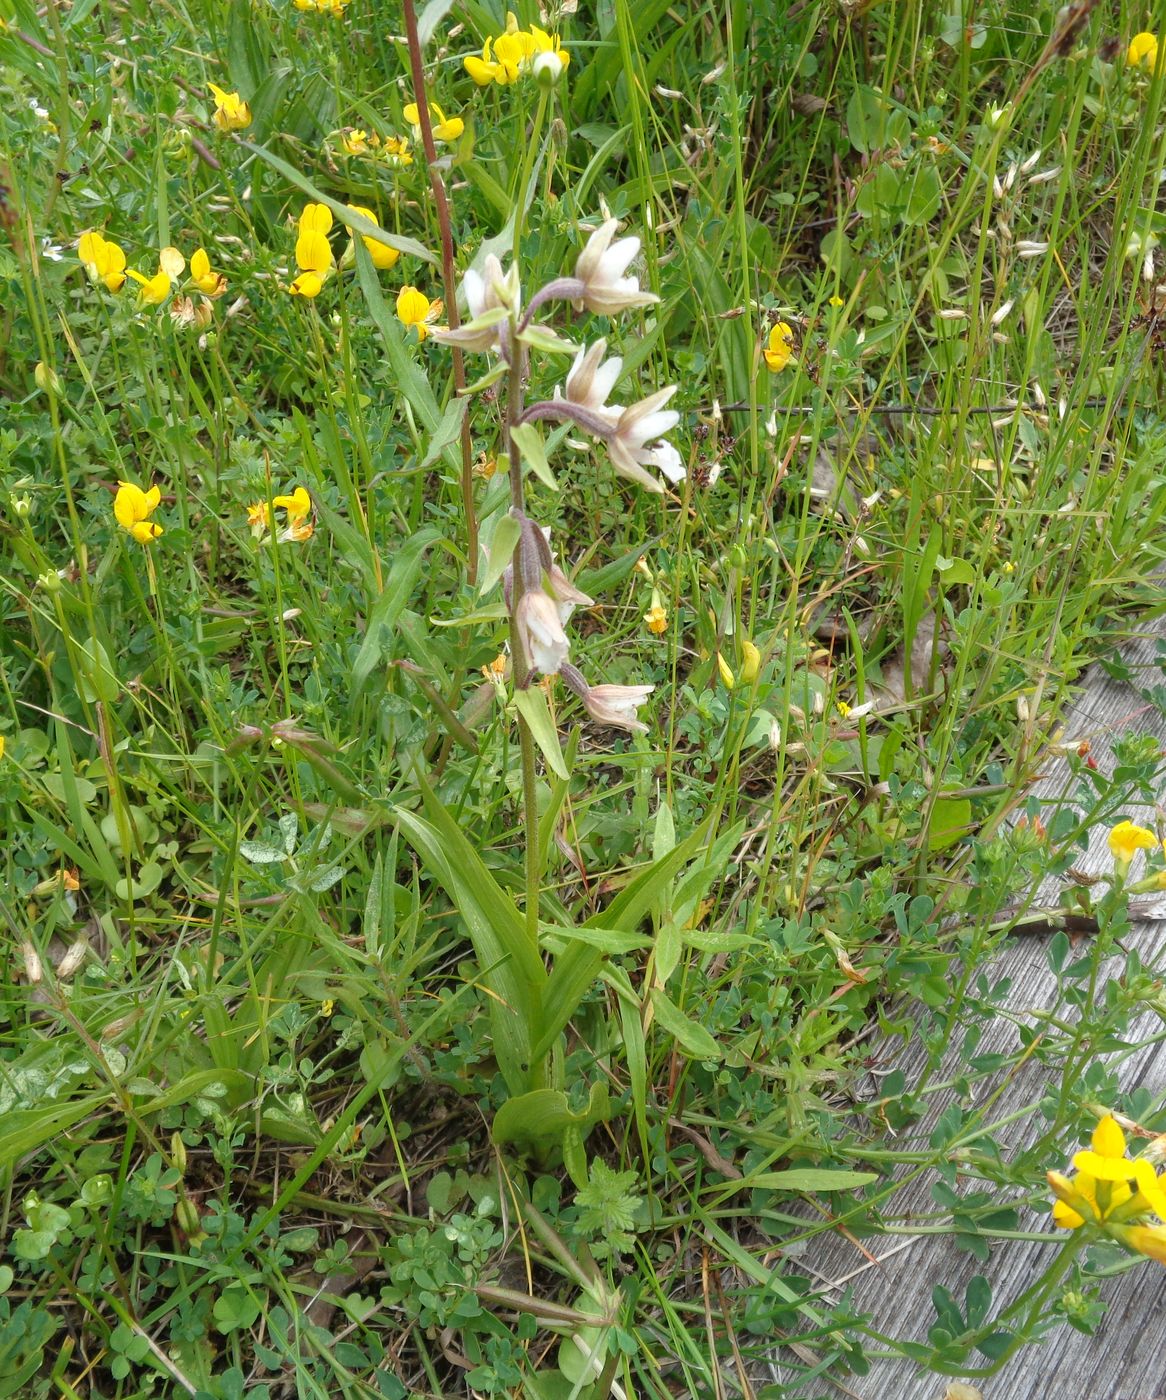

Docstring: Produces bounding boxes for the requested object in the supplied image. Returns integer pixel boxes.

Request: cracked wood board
[775,619,1166,1400]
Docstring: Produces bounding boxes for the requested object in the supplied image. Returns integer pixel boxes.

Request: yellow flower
[1048,1114,1166,1245]
[740,640,761,683]
[246,500,273,539]
[78,231,127,292]
[127,266,172,306]
[1072,1114,1135,1183]
[717,652,735,690]
[190,247,226,297]
[208,82,251,132]
[465,37,502,85]
[836,699,852,718]
[403,100,465,144]
[159,247,186,280]
[289,205,335,298]
[0,735,5,761]
[114,481,163,544]
[281,517,315,543]
[764,321,794,373]
[345,205,399,270]
[396,285,435,340]
[1108,820,1158,868]
[529,24,570,73]
[341,128,370,155]
[828,294,844,307]
[380,134,413,167]
[273,486,312,522]
[1128,32,1159,70]
[644,592,668,635]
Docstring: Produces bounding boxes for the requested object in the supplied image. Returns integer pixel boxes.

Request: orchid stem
[401,0,478,585]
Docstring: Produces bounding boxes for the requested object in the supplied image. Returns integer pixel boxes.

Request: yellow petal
[1125,1224,1166,1262]
[717,653,735,690]
[130,520,163,544]
[191,247,210,280]
[159,246,186,279]
[296,229,334,275]
[114,482,146,528]
[1072,1151,1134,1182]
[403,102,420,125]
[740,640,760,683]
[464,54,497,85]
[1108,820,1158,862]
[299,202,333,236]
[78,231,106,265]
[1092,1114,1127,1160]
[289,271,324,298]
[143,485,161,513]
[396,285,429,326]
[1052,1199,1085,1229]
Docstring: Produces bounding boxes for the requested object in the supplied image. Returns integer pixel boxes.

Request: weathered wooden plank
[778,621,1166,1398]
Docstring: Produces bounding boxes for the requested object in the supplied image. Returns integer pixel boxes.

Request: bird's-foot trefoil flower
[379,134,413,167]
[345,205,400,270]
[208,83,251,132]
[189,247,226,297]
[740,639,761,683]
[128,249,180,307]
[1049,1113,1166,1265]
[78,232,127,292]
[403,100,464,144]
[644,589,668,635]
[397,285,441,340]
[114,481,163,543]
[764,321,794,372]
[270,487,313,542]
[1109,820,1158,878]
[289,203,335,298]
[1129,32,1159,71]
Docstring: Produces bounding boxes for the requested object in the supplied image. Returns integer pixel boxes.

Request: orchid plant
[389,216,684,1159]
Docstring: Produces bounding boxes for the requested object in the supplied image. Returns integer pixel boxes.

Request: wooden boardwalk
[778,620,1166,1399]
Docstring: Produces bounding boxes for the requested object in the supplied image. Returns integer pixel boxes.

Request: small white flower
[606,385,683,492]
[563,339,623,416]
[515,590,570,675]
[573,219,659,315]
[432,254,520,353]
[582,683,655,734]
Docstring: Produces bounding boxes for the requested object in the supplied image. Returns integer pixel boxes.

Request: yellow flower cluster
[295,0,349,14]
[287,201,409,296]
[248,487,314,544]
[78,236,227,315]
[464,12,570,86]
[403,101,464,144]
[289,203,335,298]
[114,481,163,544]
[339,128,414,165]
[1049,1115,1166,1264]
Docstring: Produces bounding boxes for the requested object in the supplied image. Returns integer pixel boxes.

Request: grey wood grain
[777,620,1166,1399]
